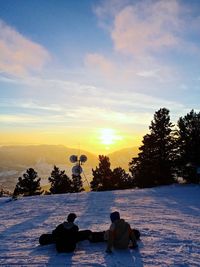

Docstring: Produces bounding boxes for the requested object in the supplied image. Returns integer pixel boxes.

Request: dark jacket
[52,222,79,252]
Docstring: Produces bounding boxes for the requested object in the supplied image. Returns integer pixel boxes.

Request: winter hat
[67,213,77,222]
[110,211,120,223]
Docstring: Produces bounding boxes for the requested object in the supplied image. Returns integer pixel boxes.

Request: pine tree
[112,167,134,189]
[177,110,200,183]
[129,108,176,188]
[13,168,43,196]
[90,155,113,191]
[48,165,72,194]
[71,174,84,193]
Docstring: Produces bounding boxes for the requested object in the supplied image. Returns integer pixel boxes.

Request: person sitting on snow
[52,213,79,252]
[39,213,93,248]
[105,211,138,253]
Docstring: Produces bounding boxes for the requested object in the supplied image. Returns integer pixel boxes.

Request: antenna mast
[69,153,90,189]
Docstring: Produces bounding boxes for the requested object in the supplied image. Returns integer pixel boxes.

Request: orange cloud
[0,20,50,76]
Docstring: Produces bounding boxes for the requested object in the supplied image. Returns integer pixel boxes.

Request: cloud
[0,114,44,124]
[0,73,185,130]
[136,69,160,78]
[0,20,50,76]
[94,0,129,18]
[94,0,131,30]
[0,99,62,112]
[95,0,200,58]
[1,71,184,112]
[84,52,178,87]
[111,0,182,56]
[85,53,116,78]
[87,0,200,90]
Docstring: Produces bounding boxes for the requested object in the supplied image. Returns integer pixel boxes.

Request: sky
[0,0,200,155]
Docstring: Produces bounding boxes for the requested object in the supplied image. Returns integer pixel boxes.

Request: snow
[0,184,200,266]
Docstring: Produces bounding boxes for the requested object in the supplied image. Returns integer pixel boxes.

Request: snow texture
[0,184,200,266]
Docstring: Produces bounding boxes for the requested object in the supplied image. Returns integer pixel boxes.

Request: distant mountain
[0,145,138,191]
[108,146,139,170]
[0,145,98,191]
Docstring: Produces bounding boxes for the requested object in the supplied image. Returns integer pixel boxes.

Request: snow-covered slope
[0,185,200,266]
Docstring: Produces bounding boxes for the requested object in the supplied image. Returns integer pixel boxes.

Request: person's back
[111,218,132,249]
[52,213,79,252]
[106,211,137,253]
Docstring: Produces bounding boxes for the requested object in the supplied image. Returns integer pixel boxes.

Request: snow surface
[0,184,200,266]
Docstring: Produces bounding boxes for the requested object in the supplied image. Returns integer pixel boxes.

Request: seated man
[105,211,138,253]
[39,213,92,247]
[52,213,79,253]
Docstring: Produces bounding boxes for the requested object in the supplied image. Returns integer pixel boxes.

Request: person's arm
[129,227,138,248]
[106,230,114,253]
[106,223,115,253]
[72,224,79,232]
[52,224,62,238]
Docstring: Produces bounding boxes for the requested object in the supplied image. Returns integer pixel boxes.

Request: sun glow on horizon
[99,128,123,146]
[0,127,143,155]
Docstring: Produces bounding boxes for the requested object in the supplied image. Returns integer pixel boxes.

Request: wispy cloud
[0,114,44,124]
[0,20,50,76]
[0,99,62,112]
[94,0,130,30]
[85,53,116,78]
[0,74,183,108]
[0,74,185,131]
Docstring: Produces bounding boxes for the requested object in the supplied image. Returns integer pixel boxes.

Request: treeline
[12,166,84,197]
[8,107,200,198]
[91,108,200,190]
[129,108,200,188]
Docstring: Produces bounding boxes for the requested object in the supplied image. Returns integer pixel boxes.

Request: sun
[100,128,122,146]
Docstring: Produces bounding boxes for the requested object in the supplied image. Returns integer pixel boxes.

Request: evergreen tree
[90,155,113,191]
[71,174,84,193]
[13,168,43,196]
[129,108,176,188]
[177,110,200,183]
[49,165,72,194]
[112,167,134,189]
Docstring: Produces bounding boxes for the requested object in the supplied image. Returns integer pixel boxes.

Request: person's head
[67,213,77,222]
[110,211,120,223]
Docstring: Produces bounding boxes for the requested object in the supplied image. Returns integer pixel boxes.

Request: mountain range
[0,145,139,191]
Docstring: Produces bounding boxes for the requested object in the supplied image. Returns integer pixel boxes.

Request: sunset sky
[0,0,200,155]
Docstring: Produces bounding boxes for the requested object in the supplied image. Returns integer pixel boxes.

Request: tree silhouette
[129,108,176,188]
[90,156,133,191]
[112,167,134,189]
[49,165,72,194]
[13,168,43,196]
[90,155,113,191]
[177,110,200,183]
[71,174,84,193]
